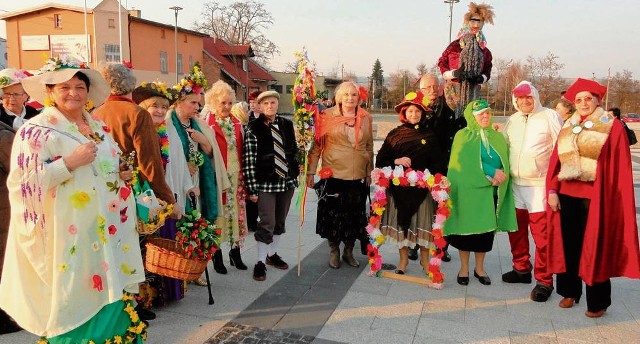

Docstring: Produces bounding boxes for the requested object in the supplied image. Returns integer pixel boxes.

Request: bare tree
[525,52,566,106]
[193,0,279,65]
[608,70,640,113]
[416,62,428,77]
[384,69,417,108]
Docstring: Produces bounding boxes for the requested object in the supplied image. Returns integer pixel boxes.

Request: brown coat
[307,106,374,180]
[0,123,15,278]
[93,97,175,204]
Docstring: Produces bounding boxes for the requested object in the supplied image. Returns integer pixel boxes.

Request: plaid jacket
[243,115,298,195]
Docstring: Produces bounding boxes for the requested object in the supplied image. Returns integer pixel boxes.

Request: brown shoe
[266,253,289,270]
[329,241,340,269]
[559,297,580,308]
[585,309,606,318]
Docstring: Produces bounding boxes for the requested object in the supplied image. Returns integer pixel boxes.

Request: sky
[1,0,639,80]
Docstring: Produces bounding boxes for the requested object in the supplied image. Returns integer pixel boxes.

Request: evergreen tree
[371,59,384,107]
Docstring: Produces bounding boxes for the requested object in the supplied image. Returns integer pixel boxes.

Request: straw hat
[0,68,32,89]
[21,55,110,106]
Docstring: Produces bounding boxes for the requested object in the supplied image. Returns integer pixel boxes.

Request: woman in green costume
[444,99,517,286]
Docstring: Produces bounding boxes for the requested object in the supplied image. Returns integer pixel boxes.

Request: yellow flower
[70,191,91,208]
[375,236,385,245]
[37,339,48,344]
[414,125,419,129]
[84,99,95,111]
[426,175,435,187]
[59,263,69,272]
[140,82,147,87]
[392,178,400,186]
[368,258,374,264]
[106,339,112,344]
[88,341,95,344]
[373,207,385,216]
[122,293,134,301]
[421,139,426,145]
[114,335,123,344]
[98,215,106,227]
[122,245,130,253]
[121,263,136,275]
[128,326,137,334]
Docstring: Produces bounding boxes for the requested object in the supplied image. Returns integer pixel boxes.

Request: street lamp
[444,0,460,43]
[169,6,183,84]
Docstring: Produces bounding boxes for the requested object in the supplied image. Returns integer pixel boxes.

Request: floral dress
[0,107,145,341]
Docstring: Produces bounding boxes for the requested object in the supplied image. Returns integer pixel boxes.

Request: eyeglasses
[469,18,483,22]
[2,92,26,99]
[574,96,595,104]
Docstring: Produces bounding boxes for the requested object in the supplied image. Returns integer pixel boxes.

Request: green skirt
[47,296,145,344]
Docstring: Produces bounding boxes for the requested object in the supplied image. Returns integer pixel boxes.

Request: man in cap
[502,81,562,302]
[0,68,39,129]
[243,91,299,281]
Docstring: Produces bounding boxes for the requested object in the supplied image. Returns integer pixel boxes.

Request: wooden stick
[380,271,432,285]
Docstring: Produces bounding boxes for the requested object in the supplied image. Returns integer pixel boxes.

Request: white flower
[392,165,404,178]
[422,171,433,181]
[406,170,419,184]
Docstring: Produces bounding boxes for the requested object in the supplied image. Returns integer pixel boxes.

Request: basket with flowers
[175,209,222,260]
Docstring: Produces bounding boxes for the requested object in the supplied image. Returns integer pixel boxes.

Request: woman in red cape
[546,78,640,318]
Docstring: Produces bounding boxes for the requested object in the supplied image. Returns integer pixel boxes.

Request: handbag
[134,180,162,223]
[623,122,637,145]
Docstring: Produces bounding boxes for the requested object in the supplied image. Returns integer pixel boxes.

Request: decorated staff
[438,2,494,117]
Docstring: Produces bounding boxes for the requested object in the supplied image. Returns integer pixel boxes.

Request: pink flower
[68,224,78,235]
[107,199,120,212]
[430,257,442,267]
[374,190,386,200]
[46,115,58,125]
[101,261,109,272]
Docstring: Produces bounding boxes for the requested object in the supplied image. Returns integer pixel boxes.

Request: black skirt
[446,231,496,253]
[314,177,368,242]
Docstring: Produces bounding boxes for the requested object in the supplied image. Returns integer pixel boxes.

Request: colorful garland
[367,166,451,289]
[291,48,319,226]
[36,293,147,344]
[157,121,170,167]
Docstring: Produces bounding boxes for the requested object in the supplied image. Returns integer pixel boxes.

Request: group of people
[0,55,305,341]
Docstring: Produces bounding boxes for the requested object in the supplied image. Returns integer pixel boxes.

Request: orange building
[0,0,206,85]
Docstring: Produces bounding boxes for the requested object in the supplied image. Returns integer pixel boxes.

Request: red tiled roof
[218,44,253,57]
[203,37,274,87]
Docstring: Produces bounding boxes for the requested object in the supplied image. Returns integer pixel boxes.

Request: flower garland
[291,48,320,226]
[157,121,170,167]
[367,166,451,289]
[36,293,147,344]
[216,116,236,151]
[173,62,207,98]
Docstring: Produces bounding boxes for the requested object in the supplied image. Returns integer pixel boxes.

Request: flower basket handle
[189,192,197,210]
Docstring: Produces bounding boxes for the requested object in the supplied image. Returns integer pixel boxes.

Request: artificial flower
[70,191,91,208]
[318,167,333,179]
[68,224,78,235]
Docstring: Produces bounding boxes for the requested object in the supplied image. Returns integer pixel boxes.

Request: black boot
[360,237,369,255]
[213,249,228,274]
[229,247,248,270]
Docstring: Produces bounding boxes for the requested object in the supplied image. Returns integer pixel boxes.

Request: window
[104,44,120,62]
[161,29,165,39]
[285,85,294,94]
[177,54,183,74]
[160,51,168,74]
[270,85,283,93]
[183,34,188,43]
[54,14,62,28]
[108,19,115,28]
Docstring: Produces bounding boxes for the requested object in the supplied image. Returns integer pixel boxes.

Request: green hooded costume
[444,100,517,237]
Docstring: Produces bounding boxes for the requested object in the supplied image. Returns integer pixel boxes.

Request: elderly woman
[375,91,446,274]
[307,81,374,269]
[231,101,250,126]
[0,68,39,129]
[170,70,230,284]
[546,78,640,318]
[438,2,494,117]
[203,80,248,273]
[0,56,146,342]
[132,82,196,304]
[554,98,575,121]
[445,100,517,286]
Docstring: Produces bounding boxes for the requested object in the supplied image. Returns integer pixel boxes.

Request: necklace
[157,121,170,167]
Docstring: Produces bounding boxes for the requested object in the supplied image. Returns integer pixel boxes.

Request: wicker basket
[145,237,208,281]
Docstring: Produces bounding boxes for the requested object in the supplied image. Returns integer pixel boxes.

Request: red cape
[546,120,640,285]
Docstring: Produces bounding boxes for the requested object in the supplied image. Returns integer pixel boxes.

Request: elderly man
[0,68,39,129]
[502,81,562,302]
[409,74,464,262]
[243,91,299,281]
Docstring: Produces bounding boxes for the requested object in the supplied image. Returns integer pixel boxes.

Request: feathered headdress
[464,2,495,25]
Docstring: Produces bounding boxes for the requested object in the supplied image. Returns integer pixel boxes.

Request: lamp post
[169,6,183,84]
[444,0,460,43]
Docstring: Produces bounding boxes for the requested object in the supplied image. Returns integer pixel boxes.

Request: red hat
[248,90,261,101]
[563,78,607,104]
[394,91,431,114]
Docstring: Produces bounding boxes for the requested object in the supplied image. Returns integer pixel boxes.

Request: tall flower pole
[292,48,318,276]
